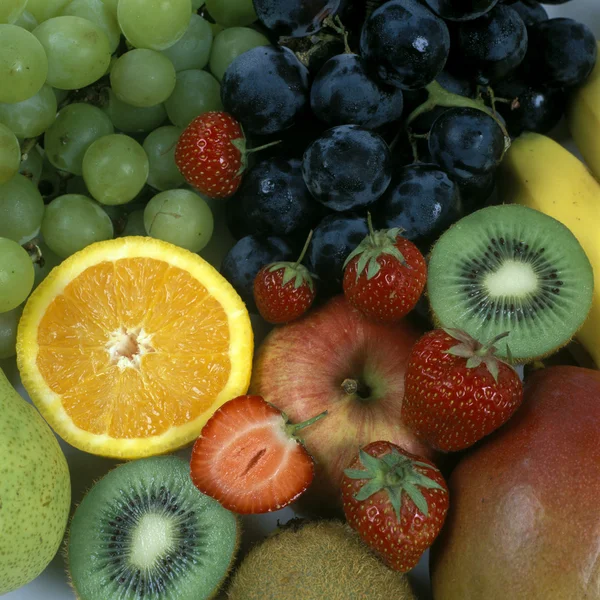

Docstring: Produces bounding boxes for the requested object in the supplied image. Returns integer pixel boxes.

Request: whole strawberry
[342,441,449,573]
[343,216,427,323]
[403,328,524,452]
[254,232,316,324]
[175,111,278,199]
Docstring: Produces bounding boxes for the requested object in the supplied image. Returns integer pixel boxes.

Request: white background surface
[3,2,600,599]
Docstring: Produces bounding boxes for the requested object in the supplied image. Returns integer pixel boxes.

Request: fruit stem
[323,15,352,54]
[245,140,282,156]
[367,212,376,245]
[341,378,371,399]
[478,331,511,355]
[23,241,44,267]
[288,410,328,435]
[293,230,314,269]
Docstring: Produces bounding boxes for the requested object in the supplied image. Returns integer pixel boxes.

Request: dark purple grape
[423,0,499,21]
[450,5,528,85]
[221,46,309,135]
[454,172,497,213]
[540,0,572,3]
[494,78,566,137]
[373,164,462,247]
[509,0,547,27]
[526,19,597,88]
[302,125,392,212]
[252,0,341,38]
[360,0,450,90]
[307,213,369,294]
[428,107,505,180]
[220,235,295,312]
[310,54,404,129]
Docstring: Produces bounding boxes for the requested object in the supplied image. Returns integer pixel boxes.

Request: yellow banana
[497,132,600,368]
[567,41,600,182]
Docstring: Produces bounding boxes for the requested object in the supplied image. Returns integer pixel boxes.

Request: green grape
[0,174,45,244]
[61,0,121,53]
[209,27,269,82]
[161,14,212,72]
[83,134,149,205]
[45,103,114,176]
[38,157,63,200]
[14,10,38,31]
[0,84,57,138]
[32,242,62,289]
[0,123,20,184]
[101,0,119,17]
[117,0,192,51]
[144,188,213,252]
[19,145,43,185]
[0,0,28,24]
[53,87,68,105]
[41,194,114,258]
[0,25,48,104]
[111,49,176,108]
[65,176,89,196]
[164,69,222,128]
[143,126,185,191]
[0,305,23,359]
[32,16,111,90]
[205,0,256,27]
[103,89,167,133]
[0,238,34,312]
[121,209,146,237]
[26,0,71,22]
[191,0,205,9]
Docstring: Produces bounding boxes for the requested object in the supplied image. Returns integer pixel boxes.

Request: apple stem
[341,378,371,399]
[293,230,314,268]
[288,410,328,436]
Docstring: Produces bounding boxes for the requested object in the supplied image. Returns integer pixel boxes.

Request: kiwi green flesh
[427,204,594,362]
[68,456,238,600]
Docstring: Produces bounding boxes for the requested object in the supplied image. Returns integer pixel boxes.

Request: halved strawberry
[190,395,327,514]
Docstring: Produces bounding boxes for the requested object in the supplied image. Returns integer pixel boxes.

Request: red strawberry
[403,328,524,452]
[342,441,449,572]
[253,232,316,324]
[175,111,278,199]
[343,216,427,323]
[190,395,327,514]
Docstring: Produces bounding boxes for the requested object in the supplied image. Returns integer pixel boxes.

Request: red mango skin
[431,366,600,600]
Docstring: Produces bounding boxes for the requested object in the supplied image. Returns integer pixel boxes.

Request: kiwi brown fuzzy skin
[226,520,416,600]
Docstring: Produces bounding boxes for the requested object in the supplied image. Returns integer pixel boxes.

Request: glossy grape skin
[19,146,44,185]
[161,14,213,72]
[121,209,146,237]
[103,90,168,134]
[14,10,38,31]
[0,25,48,104]
[60,0,121,53]
[0,123,20,184]
[451,5,528,85]
[143,126,185,191]
[307,213,369,295]
[220,235,295,311]
[373,164,462,248]
[206,0,257,27]
[526,18,597,88]
[0,0,28,24]
[0,85,57,139]
[510,0,547,27]
[423,0,499,21]
[26,0,71,22]
[360,0,450,90]
[0,238,34,312]
[45,103,115,176]
[302,125,392,212]
[454,172,497,213]
[233,157,322,237]
[310,54,404,130]
[221,46,310,135]
[252,0,340,38]
[429,108,505,180]
[0,306,22,359]
[0,174,45,244]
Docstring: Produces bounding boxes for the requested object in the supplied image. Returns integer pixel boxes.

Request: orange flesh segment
[36,257,231,439]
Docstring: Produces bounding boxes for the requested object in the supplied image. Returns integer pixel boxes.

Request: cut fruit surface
[427,205,594,363]
[17,237,253,458]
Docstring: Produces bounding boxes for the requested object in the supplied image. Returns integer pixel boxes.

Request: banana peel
[497,132,600,369]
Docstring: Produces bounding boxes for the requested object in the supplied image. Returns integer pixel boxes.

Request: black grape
[360,0,450,90]
[454,172,497,213]
[310,54,404,129]
[510,0,547,27]
[252,0,341,38]
[423,0,499,21]
[428,108,505,180]
[450,5,528,85]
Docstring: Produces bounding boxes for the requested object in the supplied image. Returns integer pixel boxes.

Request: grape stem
[406,80,511,155]
[23,241,44,268]
[323,15,352,54]
[20,138,38,161]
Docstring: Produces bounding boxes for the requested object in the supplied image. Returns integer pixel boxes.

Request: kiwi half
[67,456,239,600]
[227,520,416,600]
[427,204,594,362]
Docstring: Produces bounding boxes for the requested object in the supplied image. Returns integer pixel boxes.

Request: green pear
[0,367,71,594]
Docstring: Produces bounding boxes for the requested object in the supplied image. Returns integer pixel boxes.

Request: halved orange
[17,237,253,459]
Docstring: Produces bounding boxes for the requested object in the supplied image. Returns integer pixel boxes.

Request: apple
[431,366,600,599]
[250,295,436,513]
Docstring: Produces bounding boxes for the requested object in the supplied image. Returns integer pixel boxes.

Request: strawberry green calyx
[231,136,282,177]
[268,230,315,291]
[343,213,408,282]
[344,449,445,521]
[443,328,513,383]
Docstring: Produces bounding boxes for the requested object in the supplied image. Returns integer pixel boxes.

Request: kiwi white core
[129,513,174,569]
[484,260,538,297]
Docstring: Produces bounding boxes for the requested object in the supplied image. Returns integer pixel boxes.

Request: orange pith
[36,256,231,439]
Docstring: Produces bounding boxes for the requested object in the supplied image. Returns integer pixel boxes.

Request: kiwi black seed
[67,456,239,600]
[427,204,594,362]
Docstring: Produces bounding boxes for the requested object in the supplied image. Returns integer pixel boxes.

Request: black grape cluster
[220,0,597,308]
